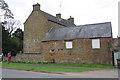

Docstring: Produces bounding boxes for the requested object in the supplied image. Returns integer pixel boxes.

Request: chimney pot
[56,13,61,18]
[68,16,74,23]
[33,3,40,11]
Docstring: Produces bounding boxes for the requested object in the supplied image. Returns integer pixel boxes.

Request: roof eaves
[41,36,112,42]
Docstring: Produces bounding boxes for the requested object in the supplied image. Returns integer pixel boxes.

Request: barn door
[113,51,120,66]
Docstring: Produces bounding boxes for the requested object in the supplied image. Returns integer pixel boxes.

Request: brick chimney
[68,16,74,23]
[33,3,40,11]
[56,13,61,18]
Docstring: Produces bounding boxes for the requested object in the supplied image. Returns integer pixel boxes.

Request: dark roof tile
[42,22,112,41]
[40,10,76,27]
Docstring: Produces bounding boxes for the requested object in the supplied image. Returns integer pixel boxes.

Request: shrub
[43,61,48,64]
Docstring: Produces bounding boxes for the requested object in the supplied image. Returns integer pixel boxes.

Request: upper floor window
[65,41,73,49]
[92,39,100,49]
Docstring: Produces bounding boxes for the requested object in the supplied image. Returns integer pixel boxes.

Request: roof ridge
[78,22,111,26]
[40,10,76,27]
[40,10,71,22]
[40,10,57,18]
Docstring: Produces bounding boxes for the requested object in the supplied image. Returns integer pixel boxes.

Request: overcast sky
[3,0,120,38]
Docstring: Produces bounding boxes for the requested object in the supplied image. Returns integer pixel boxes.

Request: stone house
[19,3,114,65]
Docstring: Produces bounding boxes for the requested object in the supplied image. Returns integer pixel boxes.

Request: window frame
[65,40,73,49]
[92,39,100,49]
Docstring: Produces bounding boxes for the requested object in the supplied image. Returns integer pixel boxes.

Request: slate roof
[40,10,75,27]
[24,10,75,27]
[41,22,112,41]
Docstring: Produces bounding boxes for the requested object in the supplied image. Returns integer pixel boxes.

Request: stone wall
[42,38,113,65]
[13,38,112,65]
[13,38,113,65]
[24,10,64,54]
[112,38,118,51]
[12,53,44,62]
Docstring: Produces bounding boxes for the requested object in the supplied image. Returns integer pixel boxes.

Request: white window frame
[92,39,100,49]
[65,41,73,49]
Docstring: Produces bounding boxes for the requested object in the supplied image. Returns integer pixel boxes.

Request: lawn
[2,62,116,72]
[10,61,116,69]
[35,63,116,69]
[2,63,99,72]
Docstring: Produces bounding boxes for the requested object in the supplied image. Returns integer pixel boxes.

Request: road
[1,68,119,78]
[2,68,81,78]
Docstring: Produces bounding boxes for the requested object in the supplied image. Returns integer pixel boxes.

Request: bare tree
[6,19,21,34]
[0,0,14,19]
[0,0,21,34]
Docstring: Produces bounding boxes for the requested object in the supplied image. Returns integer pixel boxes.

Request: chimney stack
[33,3,40,11]
[56,13,61,18]
[68,16,74,23]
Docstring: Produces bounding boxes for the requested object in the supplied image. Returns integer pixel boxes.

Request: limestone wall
[42,38,113,65]
[12,53,44,62]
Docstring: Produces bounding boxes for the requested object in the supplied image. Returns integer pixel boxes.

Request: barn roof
[41,22,112,41]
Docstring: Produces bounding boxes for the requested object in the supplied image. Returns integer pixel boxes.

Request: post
[0,4,3,79]
[118,2,120,80]
[117,59,120,68]
[117,58,120,80]
[0,14,2,54]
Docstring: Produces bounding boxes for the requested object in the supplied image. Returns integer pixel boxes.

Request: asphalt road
[2,68,81,78]
[1,68,119,78]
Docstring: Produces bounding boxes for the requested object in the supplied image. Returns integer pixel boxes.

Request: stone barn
[16,3,114,65]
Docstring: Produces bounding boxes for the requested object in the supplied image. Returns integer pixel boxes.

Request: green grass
[35,63,116,69]
[0,62,2,67]
[2,63,99,72]
[10,61,116,69]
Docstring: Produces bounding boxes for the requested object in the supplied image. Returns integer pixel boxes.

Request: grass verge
[0,62,2,67]
[34,63,116,69]
[2,63,99,72]
[10,61,116,69]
